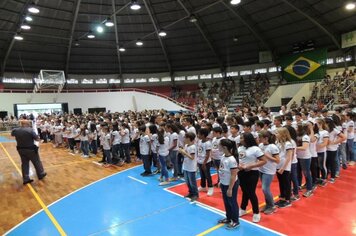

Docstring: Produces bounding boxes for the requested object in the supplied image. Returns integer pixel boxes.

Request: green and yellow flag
[279,49,327,83]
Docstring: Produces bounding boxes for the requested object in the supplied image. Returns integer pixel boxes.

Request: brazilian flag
[279,49,327,83]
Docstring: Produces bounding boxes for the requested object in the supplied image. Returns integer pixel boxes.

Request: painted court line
[164,186,286,236]
[0,143,67,236]
[5,165,141,235]
[128,176,148,185]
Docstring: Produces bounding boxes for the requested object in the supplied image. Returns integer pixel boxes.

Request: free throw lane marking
[0,143,67,236]
[128,176,148,185]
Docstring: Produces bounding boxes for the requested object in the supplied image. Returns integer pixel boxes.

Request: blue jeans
[170,150,179,177]
[337,143,347,173]
[346,139,355,161]
[177,153,184,175]
[120,143,131,163]
[90,140,97,154]
[297,158,312,191]
[260,172,274,208]
[141,154,151,173]
[159,154,169,180]
[291,163,299,196]
[80,140,89,156]
[112,144,121,160]
[221,180,239,223]
[184,170,198,197]
[103,149,112,164]
[152,153,160,170]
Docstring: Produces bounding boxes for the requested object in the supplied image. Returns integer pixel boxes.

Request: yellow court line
[0,143,67,236]
[196,196,280,235]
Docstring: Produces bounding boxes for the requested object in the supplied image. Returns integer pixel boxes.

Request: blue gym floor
[5,166,283,236]
[0,135,15,143]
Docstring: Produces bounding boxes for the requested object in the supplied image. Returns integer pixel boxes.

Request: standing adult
[11,120,47,185]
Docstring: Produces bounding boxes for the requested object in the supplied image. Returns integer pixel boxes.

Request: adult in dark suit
[11,120,47,185]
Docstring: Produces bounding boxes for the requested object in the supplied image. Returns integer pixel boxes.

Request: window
[226,71,238,77]
[336,57,344,63]
[81,79,93,84]
[268,67,277,72]
[200,74,212,79]
[66,79,79,84]
[174,76,185,81]
[254,68,267,74]
[187,75,198,80]
[2,78,32,83]
[240,70,252,75]
[95,78,107,84]
[213,73,223,78]
[326,58,334,65]
[345,55,352,62]
[109,78,121,84]
[161,77,171,82]
[124,78,134,83]
[148,77,160,82]
[136,78,147,83]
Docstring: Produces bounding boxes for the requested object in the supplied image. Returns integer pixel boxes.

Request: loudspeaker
[73,108,82,115]
[88,107,106,114]
[0,111,8,119]
[61,103,69,114]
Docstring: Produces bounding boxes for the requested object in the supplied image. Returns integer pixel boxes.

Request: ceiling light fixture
[105,17,114,27]
[74,40,80,46]
[14,34,24,41]
[119,47,126,52]
[87,31,95,39]
[21,22,31,30]
[25,16,33,22]
[130,0,141,10]
[233,36,238,42]
[189,15,197,23]
[136,40,143,46]
[230,0,241,5]
[96,25,104,33]
[27,3,40,14]
[158,30,167,37]
[345,2,355,10]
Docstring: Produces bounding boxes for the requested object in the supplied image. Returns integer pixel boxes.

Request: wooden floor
[0,133,140,235]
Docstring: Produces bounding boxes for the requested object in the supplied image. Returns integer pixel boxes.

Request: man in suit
[11,120,47,185]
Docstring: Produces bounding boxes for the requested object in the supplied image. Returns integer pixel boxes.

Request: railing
[0,87,195,111]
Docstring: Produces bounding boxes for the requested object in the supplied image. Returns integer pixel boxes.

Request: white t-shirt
[277,141,294,171]
[219,155,238,186]
[102,133,111,150]
[196,140,212,164]
[291,140,298,164]
[182,144,197,172]
[139,134,150,155]
[151,133,158,154]
[211,136,225,160]
[111,130,121,145]
[169,132,179,151]
[121,128,130,144]
[259,143,279,175]
[346,120,354,139]
[309,136,317,157]
[327,128,341,151]
[296,135,311,159]
[178,130,186,148]
[228,135,240,148]
[157,136,170,156]
[74,128,81,140]
[238,145,264,171]
[316,130,329,153]
[186,126,196,135]
[79,129,89,141]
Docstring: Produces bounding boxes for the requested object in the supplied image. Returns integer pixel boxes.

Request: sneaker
[319,180,327,187]
[142,172,152,177]
[342,164,348,169]
[226,221,240,229]
[140,171,147,176]
[300,184,307,190]
[153,169,160,174]
[184,194,192,199]
[159,181,170,186]
[158,177,163,182]
[312,185,317,191]
[207,187,214,196]
[303,190,313,198]
[274,200,283,207]
[169,177,179,181]
[190,195,199,202]
[239,208,247,217]
[264,206,277,215]
[198,187,207,192]
[218,218,230,224]
[83,155,89,158]
[290,195,300,202]
[329,178,335,183]
[252,213,261,223]
[335,173,340,178]
[278,201,292,208]
[260,206,267,213]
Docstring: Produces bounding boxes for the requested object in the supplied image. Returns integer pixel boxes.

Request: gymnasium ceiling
[0,0,355,75]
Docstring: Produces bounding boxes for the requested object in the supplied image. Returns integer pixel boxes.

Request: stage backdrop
[279,48,327,83]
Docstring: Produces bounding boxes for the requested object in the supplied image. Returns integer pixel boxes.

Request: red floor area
[169,167,356,236]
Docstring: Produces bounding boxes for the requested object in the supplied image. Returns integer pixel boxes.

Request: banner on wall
[279,48,327,83]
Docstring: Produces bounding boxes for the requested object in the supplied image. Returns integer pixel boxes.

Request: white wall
[0,91,187,115]
[286,83,316,108]
[264,84,304,107]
